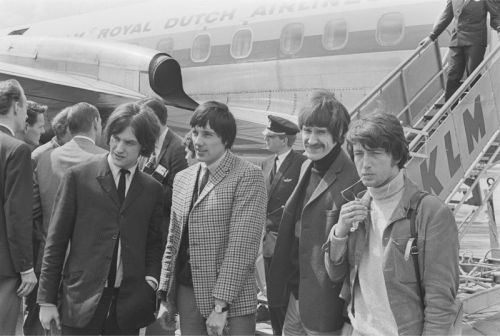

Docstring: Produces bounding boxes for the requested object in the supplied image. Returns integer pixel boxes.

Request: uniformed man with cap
[260,115,305,335]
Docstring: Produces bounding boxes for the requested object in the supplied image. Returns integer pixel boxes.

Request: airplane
[0,0,449,159]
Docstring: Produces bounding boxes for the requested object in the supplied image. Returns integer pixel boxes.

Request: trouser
[61,288,139,336]
[264,256,286,335]
[445,45,487,101]
[282,294,345,336]
[24,274,45,336]
[176,283,256,335]
[0,276,21,335]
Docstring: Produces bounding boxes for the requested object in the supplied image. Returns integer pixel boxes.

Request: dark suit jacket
[0,125,33,276]
[268,150,359,332]
[142,129,187,242]
[431,0,500,46]
[261,150,306,233]
[37,155,164,330]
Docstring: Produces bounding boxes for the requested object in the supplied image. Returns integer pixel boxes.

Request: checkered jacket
[159,151,267,318]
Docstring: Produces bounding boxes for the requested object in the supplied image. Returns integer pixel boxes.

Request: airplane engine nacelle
[0,36,197,110]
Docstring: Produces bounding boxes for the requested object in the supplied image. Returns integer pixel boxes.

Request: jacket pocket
[389,237,421,283]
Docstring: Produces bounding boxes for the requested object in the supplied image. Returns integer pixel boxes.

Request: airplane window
[323,19,348,50]
[280,23,304,55]
[231,28,253,59]
[157,38,174,55]
[376,12,404,46]
[191,33,211,62]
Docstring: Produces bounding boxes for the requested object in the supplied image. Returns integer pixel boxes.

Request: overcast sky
[0,0,145,28]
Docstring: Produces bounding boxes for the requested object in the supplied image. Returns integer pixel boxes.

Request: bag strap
[407,190,429,310]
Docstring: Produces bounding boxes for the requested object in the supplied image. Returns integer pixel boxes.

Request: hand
[206,310,228,336]
[158,300,177,331]
[336,200,369,238]
[39,305,61,331]
[419,36,432,47]
[146,279,156,290]
[265,218,274,230]
[17,269,37,297]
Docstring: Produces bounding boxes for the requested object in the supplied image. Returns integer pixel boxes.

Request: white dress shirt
[275,149,292,172]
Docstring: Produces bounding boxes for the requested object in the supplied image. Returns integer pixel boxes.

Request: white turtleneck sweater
[350,171,405,336]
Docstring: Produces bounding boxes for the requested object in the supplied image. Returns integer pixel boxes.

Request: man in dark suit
[420,0,500,100]
[268,90,359,335]
[0,79,37,334]
[25,103,107,336]
[260,115,305,335]
[38,102,164,335]
[138,98,188,244]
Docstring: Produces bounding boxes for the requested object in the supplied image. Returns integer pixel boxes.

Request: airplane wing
[0,36,198,119]
[0,61,143,118]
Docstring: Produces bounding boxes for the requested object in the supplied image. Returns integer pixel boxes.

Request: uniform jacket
[37,155,164,330]
[430,0,500,46]
[261,150,306,233]
[0,125,33,276]
[141,129,188,242]
[159,151,267,318]
[326,176,459,336]
[267,149,359,332]
[33,137,107,272]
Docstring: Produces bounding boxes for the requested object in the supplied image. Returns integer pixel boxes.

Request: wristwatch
[214,303,229,313]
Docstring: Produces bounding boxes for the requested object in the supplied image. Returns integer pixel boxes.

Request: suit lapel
[452,0,466,17]
[121,172,144,212]
[305,150,348,208]
[194,152,234,206]
[269,151,293,196]
[285,160,312,213]
[96,156,120,209]
[158,130,173,163]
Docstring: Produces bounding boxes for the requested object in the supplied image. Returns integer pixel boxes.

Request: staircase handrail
[408,43,500,153]
[350,40,443,120]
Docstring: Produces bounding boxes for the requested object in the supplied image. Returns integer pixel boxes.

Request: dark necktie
[108,168,129,287]
[117,169,129,204]
[269,156,278,182]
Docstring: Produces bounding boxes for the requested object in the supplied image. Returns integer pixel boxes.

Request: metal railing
[350,41,447,127]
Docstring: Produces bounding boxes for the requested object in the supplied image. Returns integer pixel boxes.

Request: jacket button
[112,234,118,239]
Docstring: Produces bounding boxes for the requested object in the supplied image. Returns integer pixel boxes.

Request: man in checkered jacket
[158,101,267,336]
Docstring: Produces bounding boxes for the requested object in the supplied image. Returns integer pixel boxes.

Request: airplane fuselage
[4,0,447,112]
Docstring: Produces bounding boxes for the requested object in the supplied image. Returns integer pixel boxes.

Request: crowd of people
[1,78,460,336]
[2,1,500,334]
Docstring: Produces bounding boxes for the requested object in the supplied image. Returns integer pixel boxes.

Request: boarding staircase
[350,39,500,328]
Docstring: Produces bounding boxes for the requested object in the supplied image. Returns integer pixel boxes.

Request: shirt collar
[276,149,292,163]
[107,153,138,180]
[0,122,15,136]
[72,135,95,145]
[202,150,228,175]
